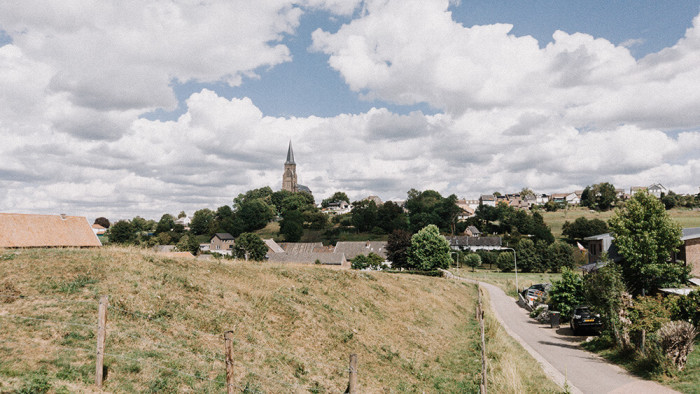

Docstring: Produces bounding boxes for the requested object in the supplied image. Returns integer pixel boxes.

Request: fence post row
[96,295,109,388]
[224,330,235,394]
[477,285,487,394]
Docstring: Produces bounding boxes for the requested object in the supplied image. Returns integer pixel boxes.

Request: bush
[657,320,697,371]
[464,253,482,271]
[351,253,386,270]
[548,268,584,320]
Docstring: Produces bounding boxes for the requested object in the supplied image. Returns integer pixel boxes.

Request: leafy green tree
[496,252,514,272]
[279,209,304,242]
[351,200,378,232]
[271,190,293,213]
[465,253,482,272]
[584,262,628,347]
[280,193,315,215]
[94,217,110,228]
[351,253,386,270]
[547,241,576,272]
[130,216,152,233]
[549,268,585,319]
[154,214,175,234]
[407,224,451,270]
[386,229,412,269]
[176,234,200,254]
[236,198,275,233]
[109,220,135,244]
[233,233,267,261]
[609,190,685,294]
[377,201,408,233]
[233,186,273,209]
[405,189,461,233]
[581,182,618,211]
[520,188,535,199]
[177,211,187,219]
[190,208,215,235]
[476,250,497,270]
[515,239,539,272]
[562,217,608,243]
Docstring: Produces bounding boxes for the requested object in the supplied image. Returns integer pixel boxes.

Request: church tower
[282,141,298,192]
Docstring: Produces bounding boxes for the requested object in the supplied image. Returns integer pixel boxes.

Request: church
[282,141,311,194]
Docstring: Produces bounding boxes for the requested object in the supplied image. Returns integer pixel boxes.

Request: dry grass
[0,247,488,393]
[451,268,564,298]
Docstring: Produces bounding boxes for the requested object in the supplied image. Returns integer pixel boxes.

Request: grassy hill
[0,247,561,393]
[540,207,700,239]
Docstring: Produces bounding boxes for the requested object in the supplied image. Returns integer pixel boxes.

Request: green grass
[540,207,700,239]
[450,268,564,298]
[582,336,700,393]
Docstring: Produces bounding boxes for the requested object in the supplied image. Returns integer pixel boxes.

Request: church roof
[285,141,295,165]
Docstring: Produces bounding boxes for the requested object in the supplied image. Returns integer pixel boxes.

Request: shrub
[657,320,697,371]
[496,252,514,272]
[464,253,482,272]
[548,268,584,320]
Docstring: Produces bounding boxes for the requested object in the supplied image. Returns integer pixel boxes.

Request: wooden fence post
[225,330,235,394]
[347,353,358,394]
[95,295,108,388]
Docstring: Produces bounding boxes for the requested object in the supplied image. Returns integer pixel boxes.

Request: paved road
[478,281,680,394]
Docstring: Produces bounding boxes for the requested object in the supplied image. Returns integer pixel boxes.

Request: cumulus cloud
[0,0,699,220]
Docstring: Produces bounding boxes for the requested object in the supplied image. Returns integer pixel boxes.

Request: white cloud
[1,1,699,220]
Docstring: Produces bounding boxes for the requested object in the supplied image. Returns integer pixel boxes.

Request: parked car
[570,306,602,335]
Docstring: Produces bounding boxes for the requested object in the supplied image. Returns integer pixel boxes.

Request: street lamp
[500,247,518,293]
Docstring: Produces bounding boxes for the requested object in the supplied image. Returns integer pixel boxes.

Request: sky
[1,0,700,221]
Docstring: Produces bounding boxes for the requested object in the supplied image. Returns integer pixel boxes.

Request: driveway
[475,279,679,393]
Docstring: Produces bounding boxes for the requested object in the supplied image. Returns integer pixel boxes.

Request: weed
[56,275,98,294]
[17,370,51,394]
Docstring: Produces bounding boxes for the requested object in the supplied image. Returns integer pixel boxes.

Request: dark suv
[570,306,602,335]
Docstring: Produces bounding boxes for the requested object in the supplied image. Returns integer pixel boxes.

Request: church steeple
[285,140,295,165]
[282,141,298,192]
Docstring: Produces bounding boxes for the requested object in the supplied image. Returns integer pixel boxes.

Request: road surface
[444,270,680,394]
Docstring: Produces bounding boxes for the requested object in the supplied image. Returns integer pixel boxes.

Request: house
[551,193,569,204]
[334,241,388,260]
[648,183,667,198]
[630,186,647,195]
[583,233,622,264]
[278,242,328,254]
[456,199,476,219]
[508,198,530,210]
[210,233,235,255]
[267,252,348,267]
[365,195,383,206]
[263,238,285,254]
[465,199,480,210]
[445,235,502,251]
[0,213,101,248]
[566,192,581,205]
[174,216,191,229]
[676,227,700,277]
[465,226,481,237]
[322,201,352,215]
[92,223,107,236]
[535,194,550,205]
[479,194,496,207]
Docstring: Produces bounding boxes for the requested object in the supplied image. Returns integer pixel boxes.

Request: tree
[515,239,539,272]
[233,187,273,209]
[233,233,267,261]
[190,208,215,235]
[520,188,535,199]
[377,201,408,233]
[405,189,461,233]
[465,253,482,272]
[279,209,304,242]
[496,252,514,272]
[130,216,152,233]
[581,182,618,211]
[407,224,452,270]
[321,191,350,207]
[109,220,135,244]
[236,198,275,233]
[549,268,585,319]
[351,253,386,270]
[584,262,628,348]
[562,217,608,243]
[351,200,378,232]
[609,190,685,294]
[177,211,187,218]
[386,229,412,270]
[94,217,110,229]
[176,234,200,255]
[155,214,175,234]
[547,241,576,272]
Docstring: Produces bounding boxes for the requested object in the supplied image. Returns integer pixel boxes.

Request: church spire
[285,140,295,165]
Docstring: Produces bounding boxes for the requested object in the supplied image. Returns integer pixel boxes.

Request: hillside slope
[0,247,560,393]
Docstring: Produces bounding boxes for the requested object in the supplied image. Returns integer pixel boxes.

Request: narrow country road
[478,280,680,394]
